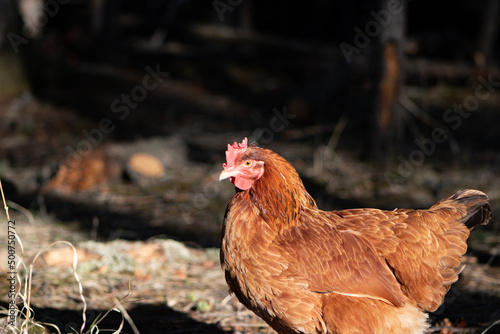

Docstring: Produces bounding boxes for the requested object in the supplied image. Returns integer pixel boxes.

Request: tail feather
[445,189,492,229]
[429,189,491,290]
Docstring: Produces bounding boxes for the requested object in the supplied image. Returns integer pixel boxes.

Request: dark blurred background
[1,2,500,333]
[0,0,499,246]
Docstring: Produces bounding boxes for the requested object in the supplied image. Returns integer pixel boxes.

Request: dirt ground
[1,46,500,333]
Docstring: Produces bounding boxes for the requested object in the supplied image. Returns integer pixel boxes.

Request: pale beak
[219,169,235,181]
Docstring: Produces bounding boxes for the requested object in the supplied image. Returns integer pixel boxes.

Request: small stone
[126,153,166,186]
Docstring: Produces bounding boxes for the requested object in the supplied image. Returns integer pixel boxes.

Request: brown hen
[219,138,491,334]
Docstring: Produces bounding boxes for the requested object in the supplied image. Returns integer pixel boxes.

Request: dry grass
[0,178,140,333]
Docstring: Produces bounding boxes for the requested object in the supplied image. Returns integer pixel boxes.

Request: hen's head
[219,138,265,191]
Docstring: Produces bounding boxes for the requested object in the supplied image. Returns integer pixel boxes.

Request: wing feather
[277,209,406,307]
[272,194,487,312]
[330,192,489,311]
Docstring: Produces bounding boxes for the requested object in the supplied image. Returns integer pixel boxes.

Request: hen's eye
[244,160,252,167]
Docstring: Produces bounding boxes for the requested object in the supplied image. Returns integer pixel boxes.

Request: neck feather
[247,148,316,229]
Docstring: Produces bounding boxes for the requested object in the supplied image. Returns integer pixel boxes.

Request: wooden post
[372,0,406,164]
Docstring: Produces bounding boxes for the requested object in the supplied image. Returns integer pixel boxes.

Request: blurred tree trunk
[2,0,48,97]
[371,0,406,165]
[475,0,499,67]
[91,0,120,55]
[0,1,31,99]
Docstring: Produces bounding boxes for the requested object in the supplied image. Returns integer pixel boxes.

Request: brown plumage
[219,138,491,334]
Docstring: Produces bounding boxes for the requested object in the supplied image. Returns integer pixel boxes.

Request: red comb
[223,137,248,168]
